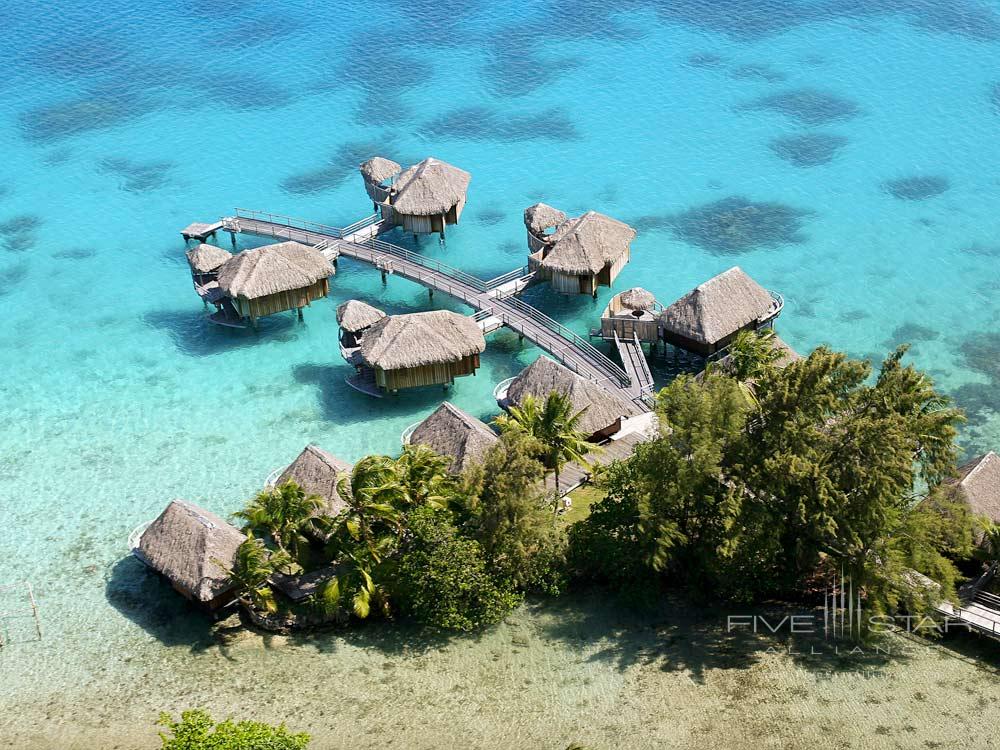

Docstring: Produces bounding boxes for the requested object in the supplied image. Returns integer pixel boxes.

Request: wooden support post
[428,288,434,301]
[297,307,304,321]
[229,231,237,250]
[381,270,388,285]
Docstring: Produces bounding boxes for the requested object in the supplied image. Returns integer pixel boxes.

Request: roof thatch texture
[618,287,657,311]
[186,243,233,273]
[217,241,333,300]
[336,299,386,333]
[277,444,352,516]
[524,203,568,235]
[359,156,402,184]
[539,211,636,275]
[390,158,471,216]
[361,310,485,370]
[950,451,1000,523]
[138,500,246,603]
[506,356,641,436]
[410,401,499,473]
[659,266,775,346]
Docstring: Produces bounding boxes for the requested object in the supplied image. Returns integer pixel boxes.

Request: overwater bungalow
[354,310,486,395]
[136,500,246,611]
[525,205,636,296]
[359,157,402,207]
[213,241,334,328]
[185,243,232,287]
[497,355,642,441]
[336,299,386,362]
[947,451,1000,526]
[363,157,471,237]
[271,444,353,519]
[596,287,663,343]
[404,401,499,473]
[658,266,783,357]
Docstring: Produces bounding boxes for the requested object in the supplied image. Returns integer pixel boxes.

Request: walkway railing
[485,265,531,289]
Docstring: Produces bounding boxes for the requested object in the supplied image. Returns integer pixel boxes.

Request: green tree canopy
[158,709,309,750]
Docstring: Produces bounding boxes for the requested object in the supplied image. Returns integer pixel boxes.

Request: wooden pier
[221,209,649,407]
[613,331,655,400]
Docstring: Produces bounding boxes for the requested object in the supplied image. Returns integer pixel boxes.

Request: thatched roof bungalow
[526,208,636,296]
[216,241,334,324]
[598,287,663,343]
[359,310,486,393]
[371,157,471,236]
[658,266,783,356]
[359,157,402,204]
[407,401,499,473]
[276,444,353,519]
[137,500,246,610]
[947,451,1000,525]
[185,243,232,285]
[336,299,386,353]
[502,355,642,441]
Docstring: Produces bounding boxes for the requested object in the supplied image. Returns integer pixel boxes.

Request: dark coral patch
[741,88,861,126]
[19,94,154,143]
[769,133,848,167]
[884,322,940,349]
[54,247,96,260]
[0,215,42,253]
[482,30,581,97]
[668,196,812,255]
[422,106,578,142]
[99,157,174,193]
[0,262,29,294]
[280,140,394,196]
[961,242,1000,258]
[990,82,1000,113]
[883,175,950,201]
[728,63,787,83]
[476,208,506,226]
[957,331,1000,382]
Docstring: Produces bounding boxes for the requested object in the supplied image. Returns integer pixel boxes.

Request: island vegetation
[209,333,993,638]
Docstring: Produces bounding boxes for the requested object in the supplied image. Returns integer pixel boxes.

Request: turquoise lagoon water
[2,1,1000,746]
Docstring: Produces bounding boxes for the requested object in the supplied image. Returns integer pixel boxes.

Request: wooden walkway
[221,209,649,406]
[613,331,655,400]
[543,428,652,496]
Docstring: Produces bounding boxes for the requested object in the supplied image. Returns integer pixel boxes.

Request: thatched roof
[659,267,776,346]
[618,287,657,311]
[138,500,246,603]
[217,241,333,300]
[506,356,641,436]
[361,310,485,370]
[950,451,1000,523]
[410,401,499,473]
[359,156,401,185]
[389,158,471,216]
[186,243,232,274]
[337,299,386,333]
[539,211,636,275]
[277,445,352,516]
[524,203,568,235]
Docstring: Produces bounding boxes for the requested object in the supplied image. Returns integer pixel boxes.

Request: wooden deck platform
[181,221,224,241]
[543,429,652,496]
[613,330,655,400]
[222,209,648,407]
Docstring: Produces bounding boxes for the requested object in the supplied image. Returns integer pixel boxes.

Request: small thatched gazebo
[407,401,499,473]
[598,287,662,343]
[185,243,232,286]
[137,500,246,611]
[215,241,334,325]
[526,208,636,296]
[336,299,386,357]
[502,355,641,441]
[359,310,486,393]
[946,451,1000,526]
[275,444,353,523]
[658,266,782,357]
[359,157,402,206]
[373,157,471,237]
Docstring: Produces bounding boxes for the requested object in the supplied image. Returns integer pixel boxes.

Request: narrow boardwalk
[613,330,655,399]
[222,209,649,407]
[543,430,650,496]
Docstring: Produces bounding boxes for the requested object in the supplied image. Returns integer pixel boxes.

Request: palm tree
[234,481,323,566]
[494,391,595,497]
[215,535,291,613]
[721,329,783,383]
[396,444,455,510]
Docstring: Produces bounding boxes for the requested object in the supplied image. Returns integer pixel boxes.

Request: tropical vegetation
[157,710,309,749]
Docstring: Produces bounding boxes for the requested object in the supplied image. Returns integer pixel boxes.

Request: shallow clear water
[1,0,1000,746]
